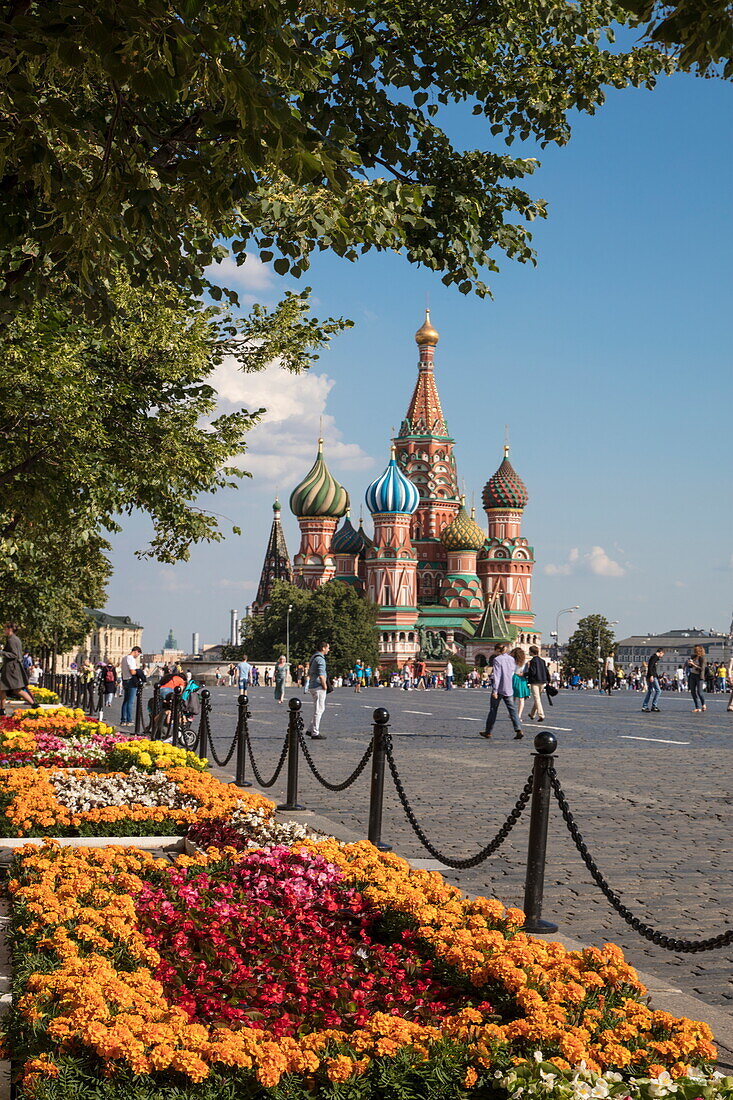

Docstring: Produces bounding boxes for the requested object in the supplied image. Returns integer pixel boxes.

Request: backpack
[104,666,115,684]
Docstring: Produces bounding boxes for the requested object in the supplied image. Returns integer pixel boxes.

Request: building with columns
[255,311,540,668]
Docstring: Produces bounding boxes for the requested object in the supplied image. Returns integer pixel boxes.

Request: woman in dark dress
[688,644,707,713]
[274,655,287,703]
[0,624,35,711]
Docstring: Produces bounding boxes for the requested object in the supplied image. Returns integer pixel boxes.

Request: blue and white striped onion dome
[365,450,420,515]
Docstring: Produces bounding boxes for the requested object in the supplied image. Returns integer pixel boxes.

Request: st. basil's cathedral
[253,311,540,669]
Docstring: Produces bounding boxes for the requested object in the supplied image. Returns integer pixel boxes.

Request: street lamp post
[554,606,579,676]
[286,604,293,684]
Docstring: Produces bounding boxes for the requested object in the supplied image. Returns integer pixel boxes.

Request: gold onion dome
[440,501,486,552]
[415,308,439,346]
[289,439,349,518]
[482,446,529,511]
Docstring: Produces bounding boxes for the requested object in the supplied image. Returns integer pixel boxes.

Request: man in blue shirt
[305,643,330,740]
[481,644,523,740]
[236,654,252,695]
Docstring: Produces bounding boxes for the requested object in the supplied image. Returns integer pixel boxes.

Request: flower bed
[2,839,726,1100]
[0,710,206,772]
[28,687,59,705]
[0,767,271,837]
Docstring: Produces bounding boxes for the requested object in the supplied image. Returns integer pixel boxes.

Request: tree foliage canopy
[242,581,380,677]
[564,614,618,680]
[621,0,733,76]
[0,278,346,563]
[0,0,672,318]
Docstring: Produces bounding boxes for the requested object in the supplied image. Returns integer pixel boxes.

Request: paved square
[194,683,733,1009]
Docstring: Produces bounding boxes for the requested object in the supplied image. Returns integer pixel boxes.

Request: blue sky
[104,68,733,653]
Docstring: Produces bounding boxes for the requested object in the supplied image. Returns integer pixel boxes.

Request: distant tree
[564,614,618,681]
[243,581,379,678]
[451,655,470,686]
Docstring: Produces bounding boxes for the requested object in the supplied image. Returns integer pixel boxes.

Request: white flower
[572,1083,594,1100]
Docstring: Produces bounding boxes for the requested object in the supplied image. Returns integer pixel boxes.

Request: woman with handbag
[0,624,35,712]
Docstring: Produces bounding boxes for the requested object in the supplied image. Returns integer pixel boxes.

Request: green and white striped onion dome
[440,503,486,552]
[290,439,349,518]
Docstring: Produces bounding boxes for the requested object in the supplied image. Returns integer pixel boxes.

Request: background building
[616,629,732,679]
[60,609,143,669]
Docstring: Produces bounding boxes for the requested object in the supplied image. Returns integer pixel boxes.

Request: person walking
[236,654,252,696]
[274,655,287,703]
[0,624,35,711]
[120,645,142,726]
[688,645,707,712]
[727,654,733,713]
[444,659,454,690]
[511,646,530,721]
[415,657,427,689]
[602,653,616,695]
[481,643,523,740]
[526,644,549,722]
[305,642,330,740]
[641,648,664,712]
[100,661,117,708]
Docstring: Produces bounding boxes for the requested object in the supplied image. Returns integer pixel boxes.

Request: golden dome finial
[415,308,439,347]
[503,443,510,459]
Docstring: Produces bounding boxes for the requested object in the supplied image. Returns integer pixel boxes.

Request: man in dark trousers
[526,644,550,723]
[641,648,664,712]
[481,643,523,740]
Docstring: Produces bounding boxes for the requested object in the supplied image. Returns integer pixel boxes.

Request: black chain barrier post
[196,689,210,759]
[278,698,305,811]
[150,685,161,739]
[171,686,182,748]
[368,708,391,852]
[235,694,253,787]
[522,731,559,935]
[134,682,144,735]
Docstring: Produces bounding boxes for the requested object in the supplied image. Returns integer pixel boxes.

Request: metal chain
[206,724,239,768]
[245,729,289,788]
[549,767,733,952]
[385,737,534,869]
[298,727,374,792]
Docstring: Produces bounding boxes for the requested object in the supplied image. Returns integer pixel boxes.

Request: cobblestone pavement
[196,682,733,1009]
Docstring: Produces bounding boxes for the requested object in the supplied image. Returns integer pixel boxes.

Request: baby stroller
[146,677,201,750]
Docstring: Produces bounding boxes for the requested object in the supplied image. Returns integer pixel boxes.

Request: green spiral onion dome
[482,447,529,511]
[440,502,486,552]
[290,439,349,518]
[331,513,369,555]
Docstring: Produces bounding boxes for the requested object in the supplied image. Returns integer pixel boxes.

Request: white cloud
[544,548,580,576]
[211,356,374,488]
[205,254,276,301]
[215,578,256,591]
[586,545,625,577]
[543,545,625,578]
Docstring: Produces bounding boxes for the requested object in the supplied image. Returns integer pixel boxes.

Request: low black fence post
[171,686,182,748]
[368,708,391,852]
[235,694,252,787]
[134,682,144,735]
[196,689,210,759]
[150,685,161,740]
[278,697,305,811]
[522,731,559,935]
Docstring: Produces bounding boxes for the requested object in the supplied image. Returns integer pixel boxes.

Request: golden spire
[415,308,439,347]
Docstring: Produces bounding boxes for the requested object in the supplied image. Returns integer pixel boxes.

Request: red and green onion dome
[440,503,486,552]
[331,513,369,555]
[482,447,529,511]
[289,438,349,518]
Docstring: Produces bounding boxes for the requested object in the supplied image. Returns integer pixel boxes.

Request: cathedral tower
[290,439,349,589]
[253,498,293,612]
[478,447,536,637]
[394,311,461,606]
[365,447,420,656]
[437,502,485,609]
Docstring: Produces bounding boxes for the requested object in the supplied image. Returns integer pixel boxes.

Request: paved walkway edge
[268,800,733,1067]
